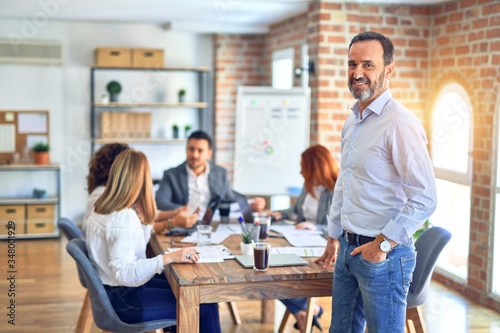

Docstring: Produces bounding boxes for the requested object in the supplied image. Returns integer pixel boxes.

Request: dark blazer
[278,186,333,226]
[155,161,234,211]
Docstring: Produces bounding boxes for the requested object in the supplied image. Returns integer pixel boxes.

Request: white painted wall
[0,19,213,225]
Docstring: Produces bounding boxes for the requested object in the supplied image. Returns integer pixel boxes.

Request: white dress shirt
[186,162,211,215]
[85,208,164,287]
[328,89,437,245]
[301,185,323,222]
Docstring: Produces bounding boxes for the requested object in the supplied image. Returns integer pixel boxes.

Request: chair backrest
[57,217,87,288]
[57,217,82,240]
[407,226,452,308]
[66,239,176,332]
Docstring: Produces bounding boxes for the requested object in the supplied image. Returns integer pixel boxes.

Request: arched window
[430,83,472,280]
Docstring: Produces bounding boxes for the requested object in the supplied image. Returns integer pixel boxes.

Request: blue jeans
[105,274,221,333]
[280,298,308,314]
[330,235,416,333]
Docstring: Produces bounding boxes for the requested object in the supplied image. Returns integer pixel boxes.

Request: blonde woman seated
[82,143,198,237]
[85,149,221,332]
[271,144,339,332]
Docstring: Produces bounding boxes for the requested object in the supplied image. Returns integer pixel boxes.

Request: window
[430,83,472,280]
[272,48,293,89]
[301,44,309,88]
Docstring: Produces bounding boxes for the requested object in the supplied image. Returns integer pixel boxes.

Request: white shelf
[94,138,187,144]
[93,102,208,108]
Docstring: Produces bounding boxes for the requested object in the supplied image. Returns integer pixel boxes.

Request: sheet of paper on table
[270,224,327,247]
[166,244,234,263]
[271,247,324,257]
[181,229,233,244]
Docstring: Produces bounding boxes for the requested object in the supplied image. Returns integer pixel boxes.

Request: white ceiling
[0,0,452,34]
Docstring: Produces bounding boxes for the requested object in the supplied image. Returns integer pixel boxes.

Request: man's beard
[349,70,385,102]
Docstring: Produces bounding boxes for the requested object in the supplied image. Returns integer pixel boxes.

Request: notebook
[234,253,308,268]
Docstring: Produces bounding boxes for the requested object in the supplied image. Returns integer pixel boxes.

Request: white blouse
[85,208,164,287]
[82,186,105,237]
[301,185,323,222]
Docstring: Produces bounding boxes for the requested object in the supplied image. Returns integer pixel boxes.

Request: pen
[238,216,248,233]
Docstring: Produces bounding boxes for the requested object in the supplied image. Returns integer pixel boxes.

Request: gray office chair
[66,238,176,333]
[406,226,452,333]
[57,217,94,332]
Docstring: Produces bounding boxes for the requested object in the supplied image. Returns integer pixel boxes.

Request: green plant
[184,125,192,132]
[172,124,179,131]
[241,229,253,244]
[178,88,186,96]
[32,142,49,152]
[413,219,432,240]
[106,81,122,94]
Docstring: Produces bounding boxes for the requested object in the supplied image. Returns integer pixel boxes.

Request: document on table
[180,229,233,244]
[271,247,324,257]
[166,244,235,263]
[270,225,327,247]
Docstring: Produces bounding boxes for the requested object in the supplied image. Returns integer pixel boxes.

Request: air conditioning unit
[0,39,62,65]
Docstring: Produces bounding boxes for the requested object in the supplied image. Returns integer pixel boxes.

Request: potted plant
[172,124,179,139]
[240,229,254,255]
[106,81,122,102]
[184,125,192,138]
[32,142,50,165]
[178,88,186,103]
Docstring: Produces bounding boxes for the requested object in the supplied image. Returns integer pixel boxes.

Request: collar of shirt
[351,89,392,121]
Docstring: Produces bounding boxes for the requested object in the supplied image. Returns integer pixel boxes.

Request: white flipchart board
[233,86,310,195]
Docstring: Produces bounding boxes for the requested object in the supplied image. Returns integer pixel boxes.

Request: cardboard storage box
[26,220,54,234]
[95,47,131,67]
[101,112,151,138]
[0,205,26,235]
[132,48,164,68]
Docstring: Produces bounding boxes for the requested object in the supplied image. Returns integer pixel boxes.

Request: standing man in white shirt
[315,31,437,333]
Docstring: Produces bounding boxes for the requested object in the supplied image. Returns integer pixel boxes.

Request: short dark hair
[349,31,394,66]
[188,130,213,149]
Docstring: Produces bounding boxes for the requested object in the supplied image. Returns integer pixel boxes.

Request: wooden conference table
[149,227,334,333]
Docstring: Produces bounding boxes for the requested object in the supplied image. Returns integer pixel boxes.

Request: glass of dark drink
[253,242,271,271]
[254,216,271,240]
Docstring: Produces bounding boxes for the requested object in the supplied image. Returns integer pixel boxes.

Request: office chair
[406,226,452,333]
[66,238,176,333]
[57,217,93,333]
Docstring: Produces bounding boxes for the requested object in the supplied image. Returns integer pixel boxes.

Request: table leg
[261,300,275,323]
[177,286,199,333]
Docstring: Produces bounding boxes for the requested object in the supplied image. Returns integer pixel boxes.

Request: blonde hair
[94,149,157,224]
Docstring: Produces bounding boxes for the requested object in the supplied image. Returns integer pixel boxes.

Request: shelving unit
[0,164,61,239]
[90,66,213,156]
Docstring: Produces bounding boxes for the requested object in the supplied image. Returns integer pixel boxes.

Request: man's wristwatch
[167,218,173,230]
[376,234,393,253]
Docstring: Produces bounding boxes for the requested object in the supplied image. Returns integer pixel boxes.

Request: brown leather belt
[343,230,375,246]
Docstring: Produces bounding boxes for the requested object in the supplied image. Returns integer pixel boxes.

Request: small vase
[240,242,253,256]
[109,93,119,102]
[173,127,179,139]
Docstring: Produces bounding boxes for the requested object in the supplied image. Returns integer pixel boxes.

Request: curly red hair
[300,144,339,198]
[86,143,130,194]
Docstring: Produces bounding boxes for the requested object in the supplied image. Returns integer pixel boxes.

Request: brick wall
[427,0,500,311]
[308,2,430,155]
[213,0,500,311]
[263,13,309,86]
[213,35,266,176]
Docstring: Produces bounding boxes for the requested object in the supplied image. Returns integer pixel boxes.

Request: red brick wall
[213,35,266,176]
[263,13,309,87]
[308,2,431,155]
[213,0,500,311]
[427,0,500,311]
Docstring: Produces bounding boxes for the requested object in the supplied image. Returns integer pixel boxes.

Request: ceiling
[0,0,452,34]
